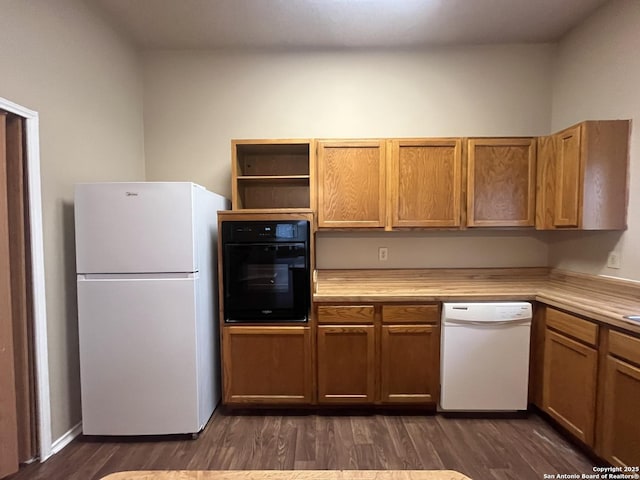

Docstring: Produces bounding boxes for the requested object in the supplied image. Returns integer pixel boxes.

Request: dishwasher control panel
[496,305,531,319]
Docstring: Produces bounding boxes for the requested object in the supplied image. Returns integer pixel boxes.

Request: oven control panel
[223,220,309,243]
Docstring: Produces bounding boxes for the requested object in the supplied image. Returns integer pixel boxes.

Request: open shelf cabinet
[232,139,314,210]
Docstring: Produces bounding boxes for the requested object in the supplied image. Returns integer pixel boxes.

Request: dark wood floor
[9,410,598,480]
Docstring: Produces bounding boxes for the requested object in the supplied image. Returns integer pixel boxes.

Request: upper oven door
[223,242,309,323]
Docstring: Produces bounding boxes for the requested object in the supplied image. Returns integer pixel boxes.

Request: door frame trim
[0,97,52,461]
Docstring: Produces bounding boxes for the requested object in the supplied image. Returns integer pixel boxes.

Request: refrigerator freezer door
[77,275,202,435]
[75,182,196,274]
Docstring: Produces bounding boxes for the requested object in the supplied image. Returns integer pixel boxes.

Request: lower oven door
[223,242,309,322]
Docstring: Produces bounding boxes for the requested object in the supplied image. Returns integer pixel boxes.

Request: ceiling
[87,0,609,50]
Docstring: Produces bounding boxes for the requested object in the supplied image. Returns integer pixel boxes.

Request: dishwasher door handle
[444,318,531,327]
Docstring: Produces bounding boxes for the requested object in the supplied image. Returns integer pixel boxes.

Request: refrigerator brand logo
[125,192,139,197]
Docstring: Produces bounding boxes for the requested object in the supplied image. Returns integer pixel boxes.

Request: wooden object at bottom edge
[101,470,472,480]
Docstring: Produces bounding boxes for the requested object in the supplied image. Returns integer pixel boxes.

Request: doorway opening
[0,97,50,478]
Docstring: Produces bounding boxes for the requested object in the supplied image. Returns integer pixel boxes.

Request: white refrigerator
[75,182,229,436]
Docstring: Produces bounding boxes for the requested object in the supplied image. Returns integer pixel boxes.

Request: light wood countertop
[101,471,472,480]
[313,268,640,336]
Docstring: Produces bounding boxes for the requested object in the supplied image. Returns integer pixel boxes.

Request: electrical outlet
[378,247,388,262]
[607,251,622,269]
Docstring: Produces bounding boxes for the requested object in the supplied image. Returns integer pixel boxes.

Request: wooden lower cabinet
[543,328,598,446]
[380,325,439,403]
[222,326,312,405]
[538,309,640,463]
[601,356,640,467]
[317,325,375,403]
[316,303,440,406]
[600,330,640,467]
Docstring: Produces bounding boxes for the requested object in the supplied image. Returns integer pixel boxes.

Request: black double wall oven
[221,220,310,323]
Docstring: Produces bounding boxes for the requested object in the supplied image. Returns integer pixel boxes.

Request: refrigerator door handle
[78,272,197,281]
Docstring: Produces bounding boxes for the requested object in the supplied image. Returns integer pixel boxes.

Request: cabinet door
[535,135,557,230]
[390,139,462,227]
[554,124,582,228]
[542,329,597,445]
[317,325,375,403]
[467,138,536,227]
[380,325,439,404]
[317,140,386,228]
[222,326,312,404]
[601,356,640,467]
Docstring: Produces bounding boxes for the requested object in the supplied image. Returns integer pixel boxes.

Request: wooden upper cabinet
[554,125,582,227]
[390,139,462,228]
[231,139,314,210]
[467,138,536,227]
[536,120,630,230]
[316,140,386,228]
[535,135,557,229]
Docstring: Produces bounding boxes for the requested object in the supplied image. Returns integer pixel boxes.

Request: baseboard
[50,422,82,456]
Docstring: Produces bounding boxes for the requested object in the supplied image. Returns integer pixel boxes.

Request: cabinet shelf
[237,175,310,181]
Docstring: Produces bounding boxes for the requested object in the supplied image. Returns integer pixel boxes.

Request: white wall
[316,230,549,269]
[144,45,554,268]
[550,0,640,280]
[0,0,145,439]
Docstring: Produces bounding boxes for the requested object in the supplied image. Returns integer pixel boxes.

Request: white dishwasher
[440,302,532,412]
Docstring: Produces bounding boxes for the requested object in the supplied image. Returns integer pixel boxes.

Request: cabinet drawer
[317,305,375,324]
[546,308,598,346]
[609,330,640,366]
[382,304,440,324]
